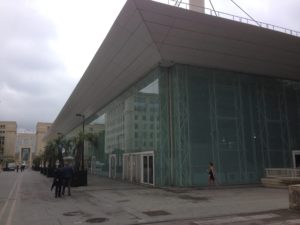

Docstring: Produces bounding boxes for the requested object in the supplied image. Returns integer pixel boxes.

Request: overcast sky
[0,0,300,132]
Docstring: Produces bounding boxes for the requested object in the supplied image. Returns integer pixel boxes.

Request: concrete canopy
[46,0,300,140]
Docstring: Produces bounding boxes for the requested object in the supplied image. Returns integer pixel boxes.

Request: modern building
[0,121,17,165]
[16,133,35,167]
[46,0,300,187]
[35,122,52,156]
[84,123,105,158]
[105,92,160,154]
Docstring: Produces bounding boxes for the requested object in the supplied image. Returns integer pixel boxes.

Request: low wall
[289,184,300,210]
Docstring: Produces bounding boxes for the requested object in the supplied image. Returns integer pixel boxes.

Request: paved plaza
[0,170,299,225]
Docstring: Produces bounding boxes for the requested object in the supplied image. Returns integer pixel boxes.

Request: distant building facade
[35,122,52,156]
[0,121,17,164]
[16,133,35,167]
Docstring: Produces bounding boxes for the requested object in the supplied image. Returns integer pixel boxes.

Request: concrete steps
[261,177,300,188]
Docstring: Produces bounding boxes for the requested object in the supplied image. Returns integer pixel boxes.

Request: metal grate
[143,210,171,216]
[86,218,108,223]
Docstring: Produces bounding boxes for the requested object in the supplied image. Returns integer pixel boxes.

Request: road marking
[0,174,19,220]
[5,174,23,225]
[193,213,279,224]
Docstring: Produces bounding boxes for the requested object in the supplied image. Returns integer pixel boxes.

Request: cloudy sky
[0,0,299,132]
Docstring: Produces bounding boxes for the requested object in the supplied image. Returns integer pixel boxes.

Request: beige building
[16,133,35,167]
[35,122,52,156]
[0,121,17,164]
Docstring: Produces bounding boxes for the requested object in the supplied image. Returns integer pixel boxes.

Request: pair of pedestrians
[51,164,73,198]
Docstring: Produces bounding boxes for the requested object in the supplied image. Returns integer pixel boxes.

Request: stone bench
[289,184,300,210]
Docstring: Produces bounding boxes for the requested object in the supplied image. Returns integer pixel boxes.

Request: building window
[0,136,5,145]
[134,115,138,120]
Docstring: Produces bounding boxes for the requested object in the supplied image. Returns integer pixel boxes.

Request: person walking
[51,165,63,198]
[62,163,73,196]
[208,162,216,185]
[16,164,19,172]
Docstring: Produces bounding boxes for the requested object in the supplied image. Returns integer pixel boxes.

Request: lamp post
[76,113,85,171]
[57,132,63,166]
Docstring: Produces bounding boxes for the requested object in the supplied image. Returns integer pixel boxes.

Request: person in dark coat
[62,163,73,196]
[51,165,63,198]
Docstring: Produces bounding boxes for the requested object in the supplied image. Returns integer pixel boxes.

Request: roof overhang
[46,0,300,140]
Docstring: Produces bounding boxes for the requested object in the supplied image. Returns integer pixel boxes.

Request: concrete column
[289,184,300,210]
[189,0,205,13]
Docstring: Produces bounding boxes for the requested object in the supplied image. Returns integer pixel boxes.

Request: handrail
[265,168,300,178]
[155,0,300,38]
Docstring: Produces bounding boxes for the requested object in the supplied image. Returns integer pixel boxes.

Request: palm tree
[69,132,101,172]
[43,141,58,177]
[70,131,85,171]
[61,139,73,157]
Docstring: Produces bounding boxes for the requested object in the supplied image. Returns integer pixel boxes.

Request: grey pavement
[0,169,299,225]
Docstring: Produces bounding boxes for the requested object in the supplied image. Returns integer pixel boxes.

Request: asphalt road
[0,170,24,225]
[0,169,299,225]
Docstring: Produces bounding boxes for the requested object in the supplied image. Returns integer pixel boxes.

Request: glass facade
[75,68,168,185]
[67,63,300,187]
[174,64,300,186]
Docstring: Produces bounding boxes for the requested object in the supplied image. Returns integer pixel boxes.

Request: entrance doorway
[293,150,300,168]
[122,151,154,185]
[142,153,154,185]
[109,154,117,178]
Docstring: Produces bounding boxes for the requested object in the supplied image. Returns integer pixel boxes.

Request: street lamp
[56,132,63,166]
[76,113,85,171]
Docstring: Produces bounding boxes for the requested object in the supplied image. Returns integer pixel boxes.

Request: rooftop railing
[155,0,300,38]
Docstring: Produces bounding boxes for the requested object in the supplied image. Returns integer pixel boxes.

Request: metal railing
[153,0,300,38]
[265,168,300,178]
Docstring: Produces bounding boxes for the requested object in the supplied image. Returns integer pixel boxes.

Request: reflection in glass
[83,70,161,180]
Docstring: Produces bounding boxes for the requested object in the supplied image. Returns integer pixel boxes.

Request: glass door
[142,153,154,185]
[109,154,116,178]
